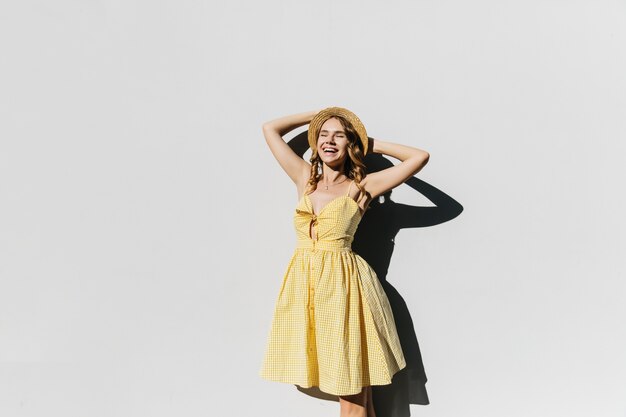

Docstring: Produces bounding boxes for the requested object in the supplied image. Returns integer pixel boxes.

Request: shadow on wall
[290,131,464,417]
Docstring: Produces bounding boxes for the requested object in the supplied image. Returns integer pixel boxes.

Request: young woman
[259,107,430,417]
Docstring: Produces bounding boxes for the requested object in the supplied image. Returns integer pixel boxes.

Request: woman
[260,107,430,417]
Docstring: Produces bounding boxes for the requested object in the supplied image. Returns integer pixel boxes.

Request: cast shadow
[289,131,464,416]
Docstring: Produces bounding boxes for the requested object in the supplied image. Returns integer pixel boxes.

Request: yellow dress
[259,180,406,397]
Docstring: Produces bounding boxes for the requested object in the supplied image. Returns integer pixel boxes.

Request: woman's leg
[339,386,376,417]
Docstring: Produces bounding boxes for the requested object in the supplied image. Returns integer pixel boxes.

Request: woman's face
[317,117,349,165]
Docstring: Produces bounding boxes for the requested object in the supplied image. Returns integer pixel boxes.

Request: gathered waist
[296,239,352,252]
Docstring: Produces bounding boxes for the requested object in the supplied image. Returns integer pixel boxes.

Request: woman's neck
[321,164,347,183]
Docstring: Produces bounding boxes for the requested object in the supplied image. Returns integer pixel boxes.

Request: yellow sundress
[259,180,406,397]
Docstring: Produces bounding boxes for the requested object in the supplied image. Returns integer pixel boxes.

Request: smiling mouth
[322,147,338,154]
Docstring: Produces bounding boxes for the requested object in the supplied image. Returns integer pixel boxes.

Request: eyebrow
[320,129,346,134]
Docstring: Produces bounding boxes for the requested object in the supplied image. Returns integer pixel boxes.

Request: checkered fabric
[259,181,406,396]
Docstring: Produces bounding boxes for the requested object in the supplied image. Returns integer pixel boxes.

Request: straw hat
[308,107,368,155]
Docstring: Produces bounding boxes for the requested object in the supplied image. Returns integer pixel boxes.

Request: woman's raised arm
[262,110,318,185]
[362,138,430,199]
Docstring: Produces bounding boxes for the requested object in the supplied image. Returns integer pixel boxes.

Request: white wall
[1,1,625,416]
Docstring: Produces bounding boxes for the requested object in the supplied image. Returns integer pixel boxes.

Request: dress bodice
[294,193,363,251]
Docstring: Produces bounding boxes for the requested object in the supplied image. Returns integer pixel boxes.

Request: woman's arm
[262,110,318,185]
[362,138,430,199]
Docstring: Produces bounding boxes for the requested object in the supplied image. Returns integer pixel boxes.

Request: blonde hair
[306,115,368,202]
